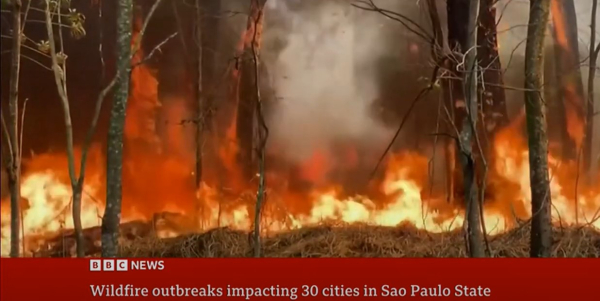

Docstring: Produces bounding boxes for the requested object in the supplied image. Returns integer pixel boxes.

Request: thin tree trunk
[249,0,268,258]
[550,0,586,160]
[584,0,598,182]
[102,0,133,258]
[194,0,204,231]
[461,0,485,258]
[7,0,22,258]
[200,0,220,124]
[525,0,552,258]
[72,185,84,257]
[43,0,85,258]
[424,0,455,205]
[237,0,266,181]
[190,0,221,230]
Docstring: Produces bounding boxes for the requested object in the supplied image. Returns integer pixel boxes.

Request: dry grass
[120,223,600,258]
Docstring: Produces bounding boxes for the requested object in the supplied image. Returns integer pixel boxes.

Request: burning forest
[0,0,599,258]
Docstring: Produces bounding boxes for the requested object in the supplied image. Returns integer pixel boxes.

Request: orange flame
[550,0,586,150]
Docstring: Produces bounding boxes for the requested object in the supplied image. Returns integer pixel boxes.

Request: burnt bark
[525,0,552,258]
[7,0,22,258]
[550,0,586,160]
[102,0,133,258]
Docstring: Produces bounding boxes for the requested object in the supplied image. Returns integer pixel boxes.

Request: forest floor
[120,223,600,258]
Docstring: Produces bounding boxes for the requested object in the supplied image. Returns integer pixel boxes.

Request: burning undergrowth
[121,224,600,258]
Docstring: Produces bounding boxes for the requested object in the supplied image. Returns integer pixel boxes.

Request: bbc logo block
[90,259,129,271]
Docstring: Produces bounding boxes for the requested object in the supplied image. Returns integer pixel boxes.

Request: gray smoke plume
[262,0,407,163]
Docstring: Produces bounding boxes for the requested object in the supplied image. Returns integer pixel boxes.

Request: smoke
[261,0,401,163]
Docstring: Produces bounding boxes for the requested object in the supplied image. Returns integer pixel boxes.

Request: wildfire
[1,112,599,256]
[1,10,599,257]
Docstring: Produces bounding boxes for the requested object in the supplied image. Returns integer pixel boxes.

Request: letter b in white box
[103,259,115,271]
[90,259,101,271]
[117,259,128,271]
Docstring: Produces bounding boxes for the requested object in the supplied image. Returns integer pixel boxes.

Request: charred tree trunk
[446,0,470,205]
[7,0,22,258]
[525,0,552,258]
[192,0,221,229]
[445,0,486,257]
[477,0,509,139]
[102,0,133,258]
[584,0,599,181]
[237,0,266,181]
[550,0,586,160]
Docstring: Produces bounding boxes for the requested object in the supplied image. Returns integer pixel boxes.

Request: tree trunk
[200,0,221,126]
[525,0,552,258]
[7,0,22,258]
[192,0,221,229]
[102,0,133,258]
[43,0,85,258]
[445,0,486,257]
[550,0,586,160]
[446,0,469,205]
[245,0,268,258]
[584,0,598,182]
[478,0,509,139]
[194,0,204,231]
[237,0,266,181]
[72,184,85,257]
[461,0,485,258]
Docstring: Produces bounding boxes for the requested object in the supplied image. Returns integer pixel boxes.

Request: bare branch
[351,0,433,43]
[132,0,163,59]
[131,31,178,68]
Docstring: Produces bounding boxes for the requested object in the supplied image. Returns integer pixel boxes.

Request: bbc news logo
[90,259,128,271]
[90,259,165,271]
